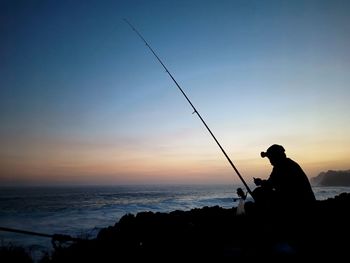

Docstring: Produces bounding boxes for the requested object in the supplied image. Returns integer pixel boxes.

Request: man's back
[269,158,316,204]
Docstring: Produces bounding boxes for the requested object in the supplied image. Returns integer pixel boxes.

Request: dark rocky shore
[2,193,350,262]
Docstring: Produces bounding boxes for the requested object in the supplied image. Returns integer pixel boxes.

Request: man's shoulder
[286,158,301,169]
[286,157,299,165]
[285,158,306,172]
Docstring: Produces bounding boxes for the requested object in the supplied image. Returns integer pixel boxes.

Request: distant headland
[311,170,350,186]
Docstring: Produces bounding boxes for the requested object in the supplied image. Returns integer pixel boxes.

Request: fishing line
[124,19,254,200]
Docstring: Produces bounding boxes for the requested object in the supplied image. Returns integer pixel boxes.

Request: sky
[1,0,349,186]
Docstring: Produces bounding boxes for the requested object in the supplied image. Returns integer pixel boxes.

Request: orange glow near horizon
[1,130,349,186]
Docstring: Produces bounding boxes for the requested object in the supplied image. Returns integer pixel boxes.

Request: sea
[1,184,349,260]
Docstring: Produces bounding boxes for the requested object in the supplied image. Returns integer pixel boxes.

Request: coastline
[2,192,350,262]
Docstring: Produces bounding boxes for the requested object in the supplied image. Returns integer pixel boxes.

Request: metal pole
[124,19,254,200]
[0,226,80,242]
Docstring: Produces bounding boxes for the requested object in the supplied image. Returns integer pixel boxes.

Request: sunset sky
[1,0,349,186]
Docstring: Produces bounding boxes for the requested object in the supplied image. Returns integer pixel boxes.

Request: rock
[311,170,350,186]
[32,193,350,262]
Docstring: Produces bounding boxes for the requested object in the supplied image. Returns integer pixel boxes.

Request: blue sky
[1,0,349,185]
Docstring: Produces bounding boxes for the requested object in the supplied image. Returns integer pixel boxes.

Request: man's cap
[261,144,285,158]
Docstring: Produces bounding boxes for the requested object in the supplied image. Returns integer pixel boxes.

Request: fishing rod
[0,226,81,242]
[124,19,254,200]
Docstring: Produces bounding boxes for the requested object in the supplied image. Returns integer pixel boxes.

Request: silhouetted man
[252,144,316,208]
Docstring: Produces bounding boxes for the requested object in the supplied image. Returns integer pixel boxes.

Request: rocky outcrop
[311,170,350,186]
[37,192,350,262]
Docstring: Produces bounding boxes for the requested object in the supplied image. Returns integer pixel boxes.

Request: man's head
[261,144,286,166]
